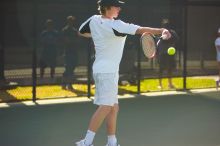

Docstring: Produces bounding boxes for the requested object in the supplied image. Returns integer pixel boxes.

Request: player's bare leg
[106,104,119,146]
[77,105,112,146]
[106,104,119,134]
[88,105,112,132]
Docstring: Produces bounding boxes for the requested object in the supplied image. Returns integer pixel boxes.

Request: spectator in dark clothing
[156,18,179,89]
[61,16,79,90]
[39,19,59,78]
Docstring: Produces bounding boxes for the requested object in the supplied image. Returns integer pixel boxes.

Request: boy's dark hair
[97,5,111,15]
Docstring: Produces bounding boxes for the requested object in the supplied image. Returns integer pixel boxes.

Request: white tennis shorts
[93,73,119,106]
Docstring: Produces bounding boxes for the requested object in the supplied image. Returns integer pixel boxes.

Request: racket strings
[141,35,156,58]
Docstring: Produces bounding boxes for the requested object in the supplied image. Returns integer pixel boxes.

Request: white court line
[0,97,92,108]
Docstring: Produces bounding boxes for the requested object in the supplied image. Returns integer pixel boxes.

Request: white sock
[84,130,96,145]
[107,135,117,146]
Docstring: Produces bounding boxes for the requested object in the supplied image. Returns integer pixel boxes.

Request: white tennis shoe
[75,139,94,146]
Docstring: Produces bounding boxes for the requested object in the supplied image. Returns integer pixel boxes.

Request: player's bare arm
[136,27,164,35]
[136,27,171,39]
[78,32,91,38]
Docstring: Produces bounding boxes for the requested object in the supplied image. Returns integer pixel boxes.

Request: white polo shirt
[79,15,140,73]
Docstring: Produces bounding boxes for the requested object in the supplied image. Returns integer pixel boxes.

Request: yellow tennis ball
[167,47,176,55]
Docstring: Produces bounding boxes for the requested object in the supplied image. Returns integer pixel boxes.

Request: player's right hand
[161,29,171,40]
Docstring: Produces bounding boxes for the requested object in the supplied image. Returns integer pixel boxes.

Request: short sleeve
[111,20,140,35]
[79,16,93,34]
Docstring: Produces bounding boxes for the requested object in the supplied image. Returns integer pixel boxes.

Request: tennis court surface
[0,90,220,146]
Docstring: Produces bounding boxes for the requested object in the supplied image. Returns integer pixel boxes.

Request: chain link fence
[0,0,220,102]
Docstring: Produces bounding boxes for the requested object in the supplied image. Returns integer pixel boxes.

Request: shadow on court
[0,90,22,103]
[0,91,220,146]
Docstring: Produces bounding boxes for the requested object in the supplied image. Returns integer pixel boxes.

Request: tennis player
[76,0,171,146]
[215,27,220,88]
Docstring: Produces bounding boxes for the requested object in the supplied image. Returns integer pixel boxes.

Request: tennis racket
[140,33,157,59]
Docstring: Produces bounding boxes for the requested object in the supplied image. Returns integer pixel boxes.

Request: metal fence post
[87,40,92,99]
[183,0,188,90]
[137,42,141,94]
[32,0,37,102]
[0,1,5,82]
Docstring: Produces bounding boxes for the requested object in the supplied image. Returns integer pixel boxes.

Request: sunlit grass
[1,77,216,102]
[118,77,216,93]
[5,84,91,100]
